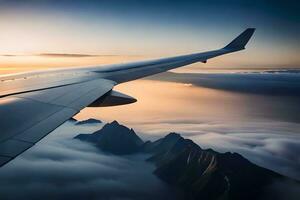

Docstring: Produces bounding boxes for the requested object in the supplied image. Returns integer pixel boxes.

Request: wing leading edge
[0,28,255,167]
[95,28,255,83]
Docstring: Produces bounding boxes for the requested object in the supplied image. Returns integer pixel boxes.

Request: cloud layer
[0,122,176,200]
[1,72,300,199]
[129,72,300,179]
[0,120,299,199]
[151,71,300,96]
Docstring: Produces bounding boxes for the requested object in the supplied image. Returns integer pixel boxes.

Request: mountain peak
[165,132,182,139]
[110,120,119,125]
[76,118,102,125]
[75,121,143,155]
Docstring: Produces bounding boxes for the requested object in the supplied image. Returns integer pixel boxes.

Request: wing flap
[0,97,63,142]
[0,78,114,167]
[14,108,77,143]
[0,139,32,157]
[0,156,11,166]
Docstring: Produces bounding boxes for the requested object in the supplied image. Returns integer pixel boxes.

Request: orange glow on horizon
[0,55,146,74]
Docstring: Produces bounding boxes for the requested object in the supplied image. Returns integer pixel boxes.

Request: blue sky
[0,0,299,68]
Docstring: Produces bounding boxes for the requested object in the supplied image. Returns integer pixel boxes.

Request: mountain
[75,121,143,155]
[76,118,102,125]
[146,133,282,200]
[69,117,78,123]
[74,120,295,200]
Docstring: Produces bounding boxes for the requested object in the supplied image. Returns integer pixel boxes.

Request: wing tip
[224,28,256,50]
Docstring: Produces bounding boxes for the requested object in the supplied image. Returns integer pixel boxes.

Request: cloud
[135,119,300,181]
[262,180,300,200]
[149,71,300,96]
[0,119,299,199]
[260,69,300,74]
[144,72,300,180]
[38,53,118,58]
[128,119,300,198]
[0,121,175,200]
[0,53,136,58]
[0,54,18,57]
[193,131,300,180]
[1,71,300,199]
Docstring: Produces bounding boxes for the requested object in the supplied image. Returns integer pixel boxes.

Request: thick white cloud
[0,122,176,200]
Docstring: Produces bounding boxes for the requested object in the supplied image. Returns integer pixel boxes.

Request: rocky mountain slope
[145,133,282,200]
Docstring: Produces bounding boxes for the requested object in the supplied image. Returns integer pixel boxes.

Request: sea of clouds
[0,71,300,199]
[0,122,177,200]
[146,71,300,179]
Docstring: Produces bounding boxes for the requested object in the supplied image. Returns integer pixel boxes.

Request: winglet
[224,28,255,50]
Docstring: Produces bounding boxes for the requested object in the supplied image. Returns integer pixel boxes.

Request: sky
[0,0,299,72]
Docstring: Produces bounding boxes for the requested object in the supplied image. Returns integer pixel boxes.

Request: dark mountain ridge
[74,120,295,200]
[75,121,143,155]
[75,118,102,125]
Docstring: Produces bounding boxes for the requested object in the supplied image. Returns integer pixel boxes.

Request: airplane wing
[0,28,255,167]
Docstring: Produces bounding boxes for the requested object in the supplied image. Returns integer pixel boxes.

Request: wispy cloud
[0,53,141,58]
[38,53,119,58]
[0,54,19,57]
